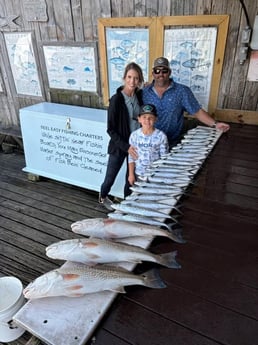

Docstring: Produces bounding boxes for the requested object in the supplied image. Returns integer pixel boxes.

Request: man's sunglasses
[153,68,169,74]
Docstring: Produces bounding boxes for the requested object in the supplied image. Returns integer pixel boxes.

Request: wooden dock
[1,123,258,345]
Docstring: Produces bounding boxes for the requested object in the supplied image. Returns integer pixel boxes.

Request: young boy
[128,104,168,186]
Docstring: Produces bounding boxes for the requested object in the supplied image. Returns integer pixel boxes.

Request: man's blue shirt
[142,79,201,142]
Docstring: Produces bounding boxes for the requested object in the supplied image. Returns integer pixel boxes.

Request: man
[143,57,230,147]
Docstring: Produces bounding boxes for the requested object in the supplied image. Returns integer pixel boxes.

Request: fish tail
[161,223,174,231]
[167,227,187,244]
[173,205,183,215]
[141,269,166,289]
[159,251,181,269]
[170,215,179,223]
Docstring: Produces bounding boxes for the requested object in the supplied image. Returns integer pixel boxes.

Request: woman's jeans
[100,153,130,199]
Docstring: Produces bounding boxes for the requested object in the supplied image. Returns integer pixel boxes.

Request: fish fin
[170,215,179,223]
[62,273,80,280]
[128,259,142,264]
[110,286,126,293]
[167,228,187,244]
[141,269,166,289]
[104,265,130,273]
[159,251,181,269]
[172,206,183,215]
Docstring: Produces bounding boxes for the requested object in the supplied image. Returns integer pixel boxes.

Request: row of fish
[106,126,221,236]
[23,219,179,299]
[23,126,221,300]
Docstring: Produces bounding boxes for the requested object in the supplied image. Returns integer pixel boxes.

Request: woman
[99,62,144,210]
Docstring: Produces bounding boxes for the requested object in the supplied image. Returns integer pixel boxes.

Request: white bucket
[0,276,26,342]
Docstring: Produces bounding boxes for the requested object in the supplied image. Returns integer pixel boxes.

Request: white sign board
[20,102,125,198]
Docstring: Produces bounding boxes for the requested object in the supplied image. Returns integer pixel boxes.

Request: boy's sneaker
[99,195,114,211]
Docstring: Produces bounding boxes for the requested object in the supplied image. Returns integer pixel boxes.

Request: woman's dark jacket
[107,86,143,155]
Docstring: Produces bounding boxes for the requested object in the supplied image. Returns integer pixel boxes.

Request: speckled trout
[145,169,194,177]
[130,186,182,195]
[153,158,201,167]
[134,181,188,189]
[125,194,179,203]
[46,238,181,268]
[108,212,179,232]
[146,176,192,185]
[110,203,174,220]
[23,261,166,299]
[122,200,183,215]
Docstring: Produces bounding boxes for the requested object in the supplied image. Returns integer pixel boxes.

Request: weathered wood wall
[0,0,258,136]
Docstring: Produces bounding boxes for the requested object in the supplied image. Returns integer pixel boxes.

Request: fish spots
[104,218,116,225]
[62,273,80,280]
[67,285,83,290]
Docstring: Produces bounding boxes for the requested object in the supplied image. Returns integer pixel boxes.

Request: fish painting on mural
[63,66,74,72]
[182,58,211,70]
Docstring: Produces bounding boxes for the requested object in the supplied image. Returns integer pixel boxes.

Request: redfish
[23,262,166,299]
[71,218,185,243]
[46,238,181,268]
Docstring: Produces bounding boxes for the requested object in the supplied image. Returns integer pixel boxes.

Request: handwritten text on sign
[39,125,106,174]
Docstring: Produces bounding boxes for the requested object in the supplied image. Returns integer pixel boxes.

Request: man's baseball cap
[139,104,157,117]
[153,57,170,69]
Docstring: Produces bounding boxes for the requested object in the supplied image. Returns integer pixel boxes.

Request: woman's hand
[128,174,136,186]
[128,145,138,160]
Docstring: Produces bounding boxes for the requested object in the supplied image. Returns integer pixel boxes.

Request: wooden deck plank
[164,262,258,319]
[184,223,257,257]
[0,200,79,240]
[177,242,258,289]
[182,194,257,224]
[95,298,221,345]
[0,255,48,284]
[0,180,105,221]
[1,242,57,281]
[0,170,104,212]
[121,284,258,345]
[0,123,258,345]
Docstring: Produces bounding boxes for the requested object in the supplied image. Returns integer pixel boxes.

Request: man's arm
[194,108,230,132]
